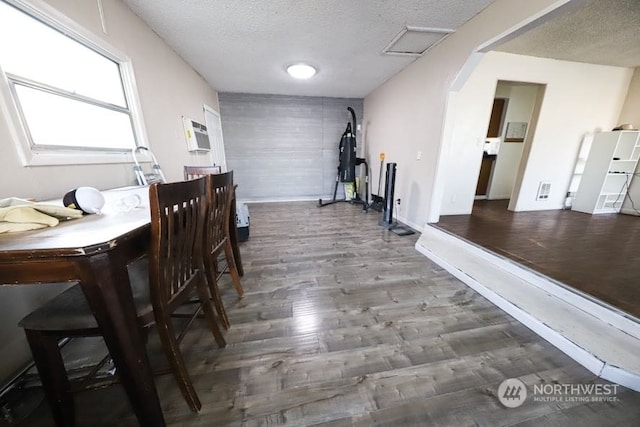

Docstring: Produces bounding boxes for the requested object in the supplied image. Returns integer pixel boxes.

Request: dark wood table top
[0,187,150,261]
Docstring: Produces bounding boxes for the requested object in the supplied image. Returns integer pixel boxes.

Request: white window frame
[0,0,149,166]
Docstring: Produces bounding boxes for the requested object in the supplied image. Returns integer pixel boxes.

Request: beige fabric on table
[0,198,83,233]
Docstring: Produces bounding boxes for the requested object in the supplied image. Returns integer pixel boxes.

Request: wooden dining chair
[184,166,244,297]
[199,173,246,333]
[183,165,222,179]
[18,177,226,426]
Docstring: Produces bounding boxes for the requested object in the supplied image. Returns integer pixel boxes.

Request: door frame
[203,104,227,172]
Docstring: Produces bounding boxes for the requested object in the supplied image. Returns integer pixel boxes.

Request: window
[0,0,147,165]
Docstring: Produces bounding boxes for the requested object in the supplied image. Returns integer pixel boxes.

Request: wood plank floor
[4,201,640,426]
[435,200,640,319]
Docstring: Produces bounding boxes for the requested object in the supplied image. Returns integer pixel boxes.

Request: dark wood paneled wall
[219,93,364,201]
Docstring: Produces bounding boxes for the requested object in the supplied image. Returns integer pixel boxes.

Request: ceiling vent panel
[383,26,454,56]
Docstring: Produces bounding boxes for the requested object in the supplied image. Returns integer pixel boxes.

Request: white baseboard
[395,214,424,233]
[620,207,640,216]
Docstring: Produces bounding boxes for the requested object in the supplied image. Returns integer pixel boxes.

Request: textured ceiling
[121,0,639,99]
[121,0,494,98]
[496,0,640,68]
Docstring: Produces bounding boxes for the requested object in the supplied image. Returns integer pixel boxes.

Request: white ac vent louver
[537,181,552,200]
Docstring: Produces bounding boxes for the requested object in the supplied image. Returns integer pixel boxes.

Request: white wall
[619,68,640,127]
[0,0,219,386]
[363,0,570,230]
[439,52,632,215]
[487,83,539,200]
[620,68,640,216]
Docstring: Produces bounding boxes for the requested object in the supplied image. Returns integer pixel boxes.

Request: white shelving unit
[572,131,640,214]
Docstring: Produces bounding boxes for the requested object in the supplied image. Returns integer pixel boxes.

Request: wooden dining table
[0,185,245,424]
[0,187,164,425]
[0,187,165,425]
[0,187,165,426]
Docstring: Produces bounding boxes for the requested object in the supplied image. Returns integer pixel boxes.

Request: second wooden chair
[184,167,245,307]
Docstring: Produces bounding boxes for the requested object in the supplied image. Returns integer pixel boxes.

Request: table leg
[76,251,165,426]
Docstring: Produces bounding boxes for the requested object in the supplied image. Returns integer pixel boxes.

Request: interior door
[204,105,228,172]
[487,98,506,137]
[475,98,505,196]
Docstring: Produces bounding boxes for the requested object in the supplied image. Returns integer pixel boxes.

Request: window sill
[21,149,141,167]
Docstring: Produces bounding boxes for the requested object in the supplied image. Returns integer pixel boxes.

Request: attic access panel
[383,26,454,56]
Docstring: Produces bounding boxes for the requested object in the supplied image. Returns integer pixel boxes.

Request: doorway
[204,104,228,172]
[474,81,543,209]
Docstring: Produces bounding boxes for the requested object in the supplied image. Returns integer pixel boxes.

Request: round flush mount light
[286,63,317,79]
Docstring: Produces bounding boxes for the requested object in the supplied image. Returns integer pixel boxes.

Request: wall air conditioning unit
[182,117,211,152]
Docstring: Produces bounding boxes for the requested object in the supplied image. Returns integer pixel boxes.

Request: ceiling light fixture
[286,63,317,79]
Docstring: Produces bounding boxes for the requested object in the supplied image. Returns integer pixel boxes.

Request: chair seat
[19,259,153,332]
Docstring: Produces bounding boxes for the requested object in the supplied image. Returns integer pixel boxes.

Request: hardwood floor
[4,201,640,426]
[435,200,640,319]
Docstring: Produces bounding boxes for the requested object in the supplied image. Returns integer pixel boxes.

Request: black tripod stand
[319,158,369,211]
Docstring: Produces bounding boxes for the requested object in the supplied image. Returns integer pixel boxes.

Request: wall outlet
[396,198,401,205]
[416,151,422,160]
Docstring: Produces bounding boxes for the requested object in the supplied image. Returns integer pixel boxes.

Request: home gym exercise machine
[318,107,369,211]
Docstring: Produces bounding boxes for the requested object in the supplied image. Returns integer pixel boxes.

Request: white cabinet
[572,131,640,214]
